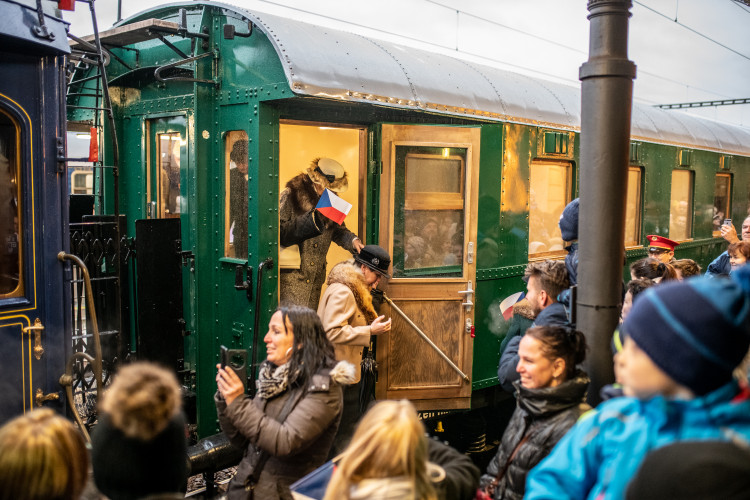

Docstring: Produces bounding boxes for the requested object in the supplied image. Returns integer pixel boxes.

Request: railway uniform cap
[620,267,750,395]
[646,234,679,252]
[558,198,579,242]
[307,157,348,193]
[354,245,391,278]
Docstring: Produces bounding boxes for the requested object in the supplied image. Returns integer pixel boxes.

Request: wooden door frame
[376,124,480,410]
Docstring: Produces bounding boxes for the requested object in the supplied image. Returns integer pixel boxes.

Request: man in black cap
[317,245,392,456]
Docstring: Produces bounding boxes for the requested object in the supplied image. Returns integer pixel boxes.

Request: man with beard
[497,260,571,393]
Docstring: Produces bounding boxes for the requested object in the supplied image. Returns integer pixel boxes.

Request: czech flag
[316,189,351,225]
[499,291,525,320]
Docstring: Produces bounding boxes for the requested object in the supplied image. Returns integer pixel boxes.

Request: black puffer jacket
[480,371,590,500]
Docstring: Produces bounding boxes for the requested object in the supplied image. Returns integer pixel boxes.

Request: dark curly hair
[627,277,654,302]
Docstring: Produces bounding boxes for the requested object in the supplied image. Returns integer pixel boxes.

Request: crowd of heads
[403,211,463,270]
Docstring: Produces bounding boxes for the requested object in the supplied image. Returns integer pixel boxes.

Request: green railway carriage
[67,2,750,439]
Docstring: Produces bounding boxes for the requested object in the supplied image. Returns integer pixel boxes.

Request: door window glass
[529,162,570,258]
[0,111,22,297]
[225,131,249,258]
[625,167,643,247]
[157,133,182,218]
[393,146,465,278]
[71,169,93,194]
[669,170,694,241]
[713,173,731,235]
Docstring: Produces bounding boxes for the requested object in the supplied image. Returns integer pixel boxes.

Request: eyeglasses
[648,247,669,255]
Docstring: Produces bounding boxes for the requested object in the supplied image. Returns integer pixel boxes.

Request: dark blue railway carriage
[0,0,71,423]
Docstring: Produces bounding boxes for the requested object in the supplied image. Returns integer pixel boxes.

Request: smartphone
[220,345,228,369]
[724,218,732,227]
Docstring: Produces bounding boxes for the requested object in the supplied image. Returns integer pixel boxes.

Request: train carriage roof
[0,0,70,54]
[127,2,750,156]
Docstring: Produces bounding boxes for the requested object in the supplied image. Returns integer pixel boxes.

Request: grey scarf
[256,361,294,400]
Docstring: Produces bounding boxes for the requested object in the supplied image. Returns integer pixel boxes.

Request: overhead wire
[634,0,750,62]
[257,0,742,102]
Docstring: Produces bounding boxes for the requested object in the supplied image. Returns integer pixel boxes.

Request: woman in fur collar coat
[318,257,392,456]
[216,306,354,500]
[279,158,364,310]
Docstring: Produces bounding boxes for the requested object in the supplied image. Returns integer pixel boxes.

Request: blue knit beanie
[559,198,579,242]
[621,269,750,395]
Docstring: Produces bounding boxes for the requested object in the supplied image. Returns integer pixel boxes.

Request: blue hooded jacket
[525,380,750,500]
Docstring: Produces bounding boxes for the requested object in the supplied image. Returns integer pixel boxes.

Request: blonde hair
[0,409,88,500]
[99,362,182,440]
[324,400,437,500]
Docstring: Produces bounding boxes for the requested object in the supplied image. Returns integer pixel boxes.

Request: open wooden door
[376,124,480,411]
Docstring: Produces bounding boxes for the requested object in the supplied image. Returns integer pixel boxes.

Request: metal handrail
[58,252,104,441]
[383,294,470,382]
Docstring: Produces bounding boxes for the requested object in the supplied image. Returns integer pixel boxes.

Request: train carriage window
[71,169,93,195]
[669,170,694,241]
[625,167,643,247]
[157,133,182,218]
[529,161,571,258]
[0,111,22,298]
[224,131,249,259]
[713,173,731,235]
[393,146,466,278]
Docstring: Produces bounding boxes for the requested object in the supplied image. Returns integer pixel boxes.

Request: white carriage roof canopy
[140,2,750,156]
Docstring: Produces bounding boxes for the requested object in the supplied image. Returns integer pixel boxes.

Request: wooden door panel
[386,299,463,389]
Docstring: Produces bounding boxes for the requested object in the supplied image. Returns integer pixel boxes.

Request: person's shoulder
[535,302,569,327]
[310,361,356,391]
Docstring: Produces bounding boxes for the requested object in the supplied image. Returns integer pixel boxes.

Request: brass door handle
[22,318,45,360]
[35,388,60,407]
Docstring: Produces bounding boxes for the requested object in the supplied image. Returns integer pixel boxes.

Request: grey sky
[63,0,750,127]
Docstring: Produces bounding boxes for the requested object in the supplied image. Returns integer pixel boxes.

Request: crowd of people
[2,175,750,500]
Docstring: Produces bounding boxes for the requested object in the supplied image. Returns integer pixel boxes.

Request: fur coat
[215,361,354,500]
[317,261,377,383]
[279,173,358,310]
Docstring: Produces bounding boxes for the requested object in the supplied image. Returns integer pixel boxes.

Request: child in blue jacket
[525,269,750,500]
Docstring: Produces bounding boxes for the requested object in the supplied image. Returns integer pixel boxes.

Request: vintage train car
[0,0,72,423]
[66,2,750,439]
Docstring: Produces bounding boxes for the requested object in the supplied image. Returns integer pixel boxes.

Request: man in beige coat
[318,245,392,456]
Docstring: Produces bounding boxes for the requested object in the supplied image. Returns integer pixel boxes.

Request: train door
[0,89,66,422]
[376,124,480,410]
[139,116,194,369]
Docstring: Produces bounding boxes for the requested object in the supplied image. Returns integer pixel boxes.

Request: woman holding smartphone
[215,305,354,499]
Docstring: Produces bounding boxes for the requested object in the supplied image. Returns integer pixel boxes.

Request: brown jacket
[279,173,358,310]
[317,262,378,383]
[215,362,353,500]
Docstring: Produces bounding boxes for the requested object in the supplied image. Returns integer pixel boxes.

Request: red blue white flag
[499,291,525,320]
[316,188,352,225]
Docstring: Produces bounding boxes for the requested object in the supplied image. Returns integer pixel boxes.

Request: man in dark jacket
[497,260,570,392]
